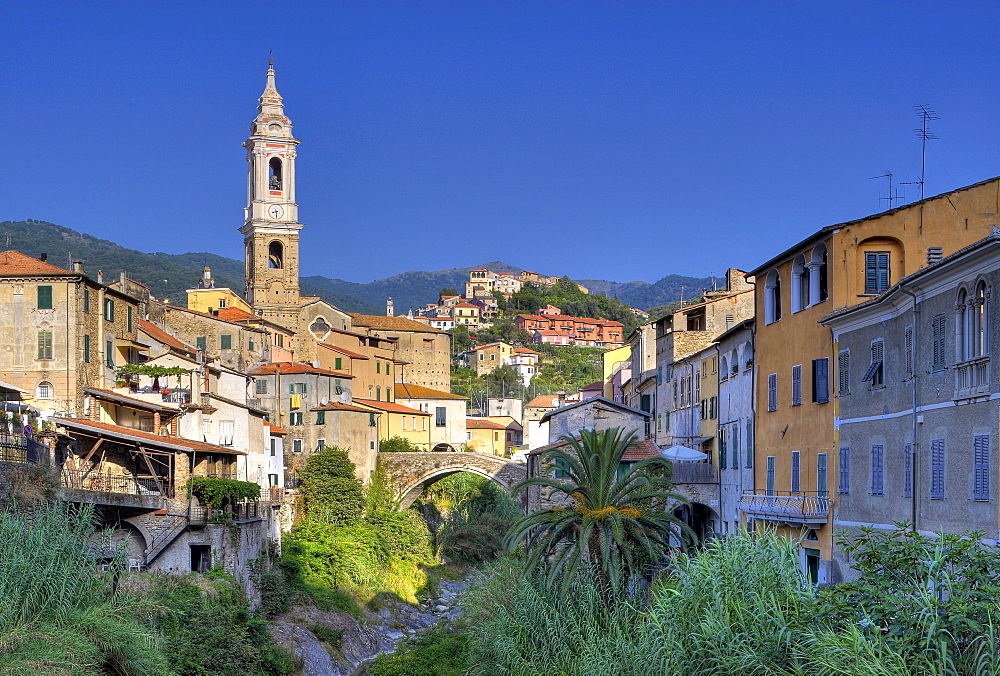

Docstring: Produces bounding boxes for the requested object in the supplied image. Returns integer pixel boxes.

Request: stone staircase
[142,513,190,567]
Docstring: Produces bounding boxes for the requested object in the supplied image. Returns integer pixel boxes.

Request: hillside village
[8,58,1000,673]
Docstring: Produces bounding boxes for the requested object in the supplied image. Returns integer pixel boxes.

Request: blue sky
[7,2,1000,284]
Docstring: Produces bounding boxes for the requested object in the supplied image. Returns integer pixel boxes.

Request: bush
[431,474,522,564]
[369,626,469,676]
[300,446,364,524]
[188,476,260,509]
[380,436,422,452]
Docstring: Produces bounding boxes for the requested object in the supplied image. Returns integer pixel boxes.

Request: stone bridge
[378,452,528,509]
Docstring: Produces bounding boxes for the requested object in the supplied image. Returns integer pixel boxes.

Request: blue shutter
[974,435,990,501]
[817,453,828,497]
[791,451,800,492]
[732,426,739,469]
[839,447,850,494]
[931,439,945,499]
[871,444,884,495]
[792,365,802,405]
[719,429,727,469]
[813,358,829,403]
[768,373,777,411]
[766,456,775,495]
[745,419,754,468]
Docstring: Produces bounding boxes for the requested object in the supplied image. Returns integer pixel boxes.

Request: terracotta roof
[264,420,287,435]
[466,418,507,430]
[52,418,246,455]
[215,307,259,322]
[318,343,369,359]
[514,347,539,354]
[310,402,376,413]
[83,387,183,414]
[622,438,662,461]
[0,250,75,276]
[158,303,255,329]
[580,381,604,392]
[471,341,511,351]
[247,362,353,378]
[394,383,467,400]
[454,302,480,309]
[352,398,429,415]
[348,313,443,333]
[526,395,559,408]
[138,319,196,355]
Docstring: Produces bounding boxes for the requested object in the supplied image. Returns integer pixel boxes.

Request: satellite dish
[340,391,349,403]
[312,359,321,368]
[320,396,329,406]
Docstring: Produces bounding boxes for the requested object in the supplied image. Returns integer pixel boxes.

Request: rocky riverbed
[269,578,465,676]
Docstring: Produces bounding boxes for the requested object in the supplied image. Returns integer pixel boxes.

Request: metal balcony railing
[0,434,49,465]
[668,462,720,484]
[61,469,172,498]
[738,490,831,524]
[955,357,990,399]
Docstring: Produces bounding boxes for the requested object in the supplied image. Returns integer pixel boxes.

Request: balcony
[60,469,173,498]
[0,434,50,465]
[955,357,990,400]
[668,461,719,484]
[738,490,831,525]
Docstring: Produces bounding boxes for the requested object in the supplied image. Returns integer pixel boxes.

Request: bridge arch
[377,452,527,510]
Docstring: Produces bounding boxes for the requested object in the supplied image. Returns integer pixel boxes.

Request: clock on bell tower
[240,60,304,311]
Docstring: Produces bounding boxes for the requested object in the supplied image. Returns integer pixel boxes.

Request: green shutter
[302,382,307,393]
[316,411,325,424]
[106,340,114,368]
[127,306,133,331]
[386,362,391,374]
[335,357,342,370]
[289,384,295,394]
[37,285,53,310]
[376,362,380,374]
[83,287,90,313]
[83,334,91,363]
[196,336,207,350]
[221,334,232,350]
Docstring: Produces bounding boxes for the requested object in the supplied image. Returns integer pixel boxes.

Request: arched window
[731,348,739,376]
[268,241,284,269]
[765,269,782,324]
[792,255,809,312]
[37,381,53,399]
[975,281,988,358]
[743,341,753,370]
[268,157,283,190]
[720,355,729,380]
[957,289,969,361]
[810,243,829,304]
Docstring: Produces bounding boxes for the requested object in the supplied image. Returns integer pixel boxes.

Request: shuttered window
[435,407,447,428]
[838,447,850,494]
[812,358,829,403]
[838,350,850,396]
[745,419,754,468]
[904,326,913,378]
[731,427,739,469]
[104,298,115,321]
[767,373,778,411]
[865,340,884,387]
[335,357,342,370]
[83,287,90,313]
[196,336,207,350]
[974,435,990,501]
[791,451,800,492]
[105,339,114,368]
[127,306,133,332]
[865,251,890,294]
[817,453,828,497]
[83,334,91,363]
[871,444,884,495]
[930,439,945,499]
[766,456,775,495]
[932,314,946,370]
[903,444,912,498]
[791,365,802,405]
[719,429,727,469]
[37,285,53,310]
[220,334,232,350]
[37,331,53,360]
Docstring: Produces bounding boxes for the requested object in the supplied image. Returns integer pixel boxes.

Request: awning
[661,445,709,462]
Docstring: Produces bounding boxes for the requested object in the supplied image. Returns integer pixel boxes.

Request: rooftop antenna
[869,171,904,210]
[906,105,939,202]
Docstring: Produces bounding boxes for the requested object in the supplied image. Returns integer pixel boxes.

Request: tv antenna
[869,171,904,210]
[905,105,939,202]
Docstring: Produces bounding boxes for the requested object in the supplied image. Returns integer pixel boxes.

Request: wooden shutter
[931,439,945,499]
[904,326,913,377]
[732,427,739,469]
[932,314,946,369]
[974,435,990,501]
[768,373,778,411]
[871,444,884,495]
[838,350,850,396]
[766,456,775,495]
[791,451,800,492]
[817,453,828,497]
[792,365,802,405]
[839,446,850,494]
[903,444,912,498]
[719,429,727,469]
[37,285,53,310]
[745,420,754,467]
[813,358,830,403]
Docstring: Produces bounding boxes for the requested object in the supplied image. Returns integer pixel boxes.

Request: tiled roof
[471,341,510,351]
[52,418,246,455]
[158,303,253,329]
[310,402,375,413]
[394,383,467,400]
[348,313,443,333]
[138,319,196,355]
[454,302,480,309]
[352,398,429,415]
[466,418,506,430]
[319,343,369,359]
[514,347,539,354]
[526,395,559,408]
[622,438,661,461]
[215,307,259,322]
[83,387,183,414]
[264,420,287,435]
[580,381,604,392]
[247,362,354,378]
[0,250,74,276]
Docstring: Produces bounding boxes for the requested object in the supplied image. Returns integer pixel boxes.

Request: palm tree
[504,427,691,592]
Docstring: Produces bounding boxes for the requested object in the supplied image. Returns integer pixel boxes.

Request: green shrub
[379,436,422,452]
[188,476,260,508]
[300,446,364,524]
[369,626,469,676]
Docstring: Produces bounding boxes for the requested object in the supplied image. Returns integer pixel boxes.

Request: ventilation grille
[927,247,943,264]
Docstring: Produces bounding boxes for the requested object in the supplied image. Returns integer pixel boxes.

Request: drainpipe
[900,284,920,532]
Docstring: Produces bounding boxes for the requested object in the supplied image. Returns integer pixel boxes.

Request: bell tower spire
[240,60,303,325]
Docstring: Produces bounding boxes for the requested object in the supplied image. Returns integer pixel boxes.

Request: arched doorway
[673,502,718,550]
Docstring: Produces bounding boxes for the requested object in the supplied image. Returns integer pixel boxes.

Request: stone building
[393,383,468,451]
[715,318,755,537]
[0,251,143,417]
[821,234,1000,581]
[157,302,271,373]
[351,314,451,391]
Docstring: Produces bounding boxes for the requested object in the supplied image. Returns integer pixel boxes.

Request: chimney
[120,271,127,286]
[97,270,104,284]
[39,253,47,262]
[73,261,84,273]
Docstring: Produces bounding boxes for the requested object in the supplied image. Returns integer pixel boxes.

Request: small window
[37,285,53,310]
[219,420,235,446]
[864,340,884,387]
[255,379,268,394]
[127,306,133,332]
[767,373,778,411]
[83,287,90,313]
[270,439,276,456]
[930,439,945,499]
[817,453,828,497]
[791,451,800,493]
[766,456,775,495]
[903,444,912,498]
[376,362,381,374]
[335,357,342,370]
[37,381,52,399]
[290,412,303,425]
[105,339,114,368]
[37,331,53,361]
[839,447,850,494]
[838,350,850,396]
[553,457,570,479]
[248,339,255,351]
[369,413,377,427]
[292,439,303,453]
[974,435,990,501]
[871,444,884,495]
[864,251,890,294]
[932,313,947,370]
[812,358,829,403]
[220,334,232,350]
[196,336,207,351]
[435,406,447,427]
[316,438,326,452]
[745,419,753,468]
[791,365,802,406]
[316,411,326,425]
[83,334,91,363]
[104,298,115,321]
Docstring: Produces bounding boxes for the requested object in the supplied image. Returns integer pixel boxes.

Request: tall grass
[0,502,168,675]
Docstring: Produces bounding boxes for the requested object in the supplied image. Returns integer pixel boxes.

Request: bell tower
[240,60,303,317]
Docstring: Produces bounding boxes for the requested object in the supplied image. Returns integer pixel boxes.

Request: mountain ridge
[0,219,718,315]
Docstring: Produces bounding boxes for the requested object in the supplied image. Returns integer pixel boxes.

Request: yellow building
[465,418,512,456]
[601,345,631,398]
[746,176,1000,584]
[186,268,254,315]
[453,302,481,329]
[469,341,515,376]
[697,346,720,462]
[353,398,431,451]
